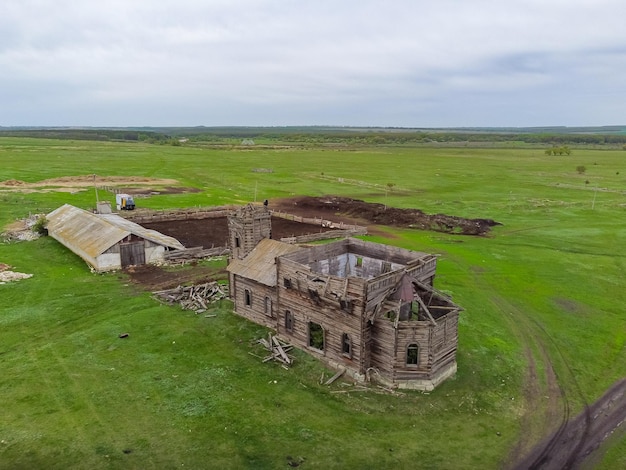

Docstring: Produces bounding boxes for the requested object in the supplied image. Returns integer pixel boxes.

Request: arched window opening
[244,289,252,307]
[342,333,352,358]
[309,322,324,351]
[285,310,294,332]
[406,343,419,366]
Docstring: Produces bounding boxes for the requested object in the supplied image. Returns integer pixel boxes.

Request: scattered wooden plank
[324,368,345,385]
[256,334,295,368]
[272,336,292,365]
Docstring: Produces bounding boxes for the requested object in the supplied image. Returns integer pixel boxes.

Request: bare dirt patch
[2,214,44,241]
[135,197,500,288]
[142,216,333,249]
[0,175,181,194]
[132,213,354,290]
[124,263,228,291]
[553,297,585,314]
[271,196,501,236]
[119,186,202,196]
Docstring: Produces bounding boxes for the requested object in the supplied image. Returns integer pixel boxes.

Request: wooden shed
[47,204,185,272]
[226,205,462,391]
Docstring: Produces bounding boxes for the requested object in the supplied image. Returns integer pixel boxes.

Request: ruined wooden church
[226,205,461,390]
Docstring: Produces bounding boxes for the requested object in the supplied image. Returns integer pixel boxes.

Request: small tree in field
[576,165,586,175]
[546,146,572,156]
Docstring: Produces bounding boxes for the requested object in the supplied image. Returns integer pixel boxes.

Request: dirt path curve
[467,271,624,469]
[487,285,626,469]
[480,289,568,467]
[514,378,626,469]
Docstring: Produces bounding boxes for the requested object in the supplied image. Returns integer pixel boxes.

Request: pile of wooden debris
[256,334,295,368]
[0,263,33,284]
[152,281,228,314]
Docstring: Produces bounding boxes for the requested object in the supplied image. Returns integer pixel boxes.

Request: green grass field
[1,137,625,469]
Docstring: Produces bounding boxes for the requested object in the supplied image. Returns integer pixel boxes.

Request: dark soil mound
[276,196,501,236]
[142,215,330,250]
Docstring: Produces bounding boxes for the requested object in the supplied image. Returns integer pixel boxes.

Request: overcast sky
[2,0,625,128]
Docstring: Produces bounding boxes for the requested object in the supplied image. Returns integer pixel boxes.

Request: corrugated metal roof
[99,214,185,250]
[227,238,301,286]
[47,204,130,260]
[47,204,184,259]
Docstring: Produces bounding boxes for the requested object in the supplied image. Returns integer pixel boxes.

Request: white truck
[116,193,135,211]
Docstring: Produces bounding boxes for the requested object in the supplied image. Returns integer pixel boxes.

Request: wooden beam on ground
[324,368,346,385]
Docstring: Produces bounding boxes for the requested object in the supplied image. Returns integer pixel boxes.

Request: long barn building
[47,204,185,272]
[227,204,461,391]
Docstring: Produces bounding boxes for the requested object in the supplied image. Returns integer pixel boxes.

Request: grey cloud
[1,0,625,126]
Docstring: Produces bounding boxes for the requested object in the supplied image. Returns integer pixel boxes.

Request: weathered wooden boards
[257,333,295,368]
[152,282,228,313]
[164,246,230,264]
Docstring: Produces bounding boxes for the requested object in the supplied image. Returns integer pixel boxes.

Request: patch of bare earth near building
[271,195,501,236]
[0,175,195,195]
[124,263,228,291]
[133,195,501,289]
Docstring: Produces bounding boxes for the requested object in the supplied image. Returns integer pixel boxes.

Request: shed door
[120,241,145,267]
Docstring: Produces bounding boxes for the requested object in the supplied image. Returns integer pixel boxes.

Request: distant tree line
[180,130,626,146]
[2,127,626,147]
[0,128,170,143]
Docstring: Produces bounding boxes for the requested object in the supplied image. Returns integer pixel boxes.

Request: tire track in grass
[479,280,593,469]
[482,290,569,469]
[44,340,120,450]
[28,297,117,461]
[24,281,156,465]
[41,309,160,468]
[8,278,91,459]
[25,345,91,458]
[515,316,593,470]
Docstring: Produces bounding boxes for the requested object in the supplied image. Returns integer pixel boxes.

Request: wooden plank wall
[392,312,459,380]
[394,321,432,380]
[406,258,437,283]
[122,206,236,223]
[271,211,366,232]
[280,227,367,244]
[430,311,459,375]
[231,277,278,330]
[347,238,430,266]
[369,319,397,380]
[276,258,366,372]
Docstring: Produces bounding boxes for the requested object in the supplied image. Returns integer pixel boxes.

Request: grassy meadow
[1,137,625,469]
